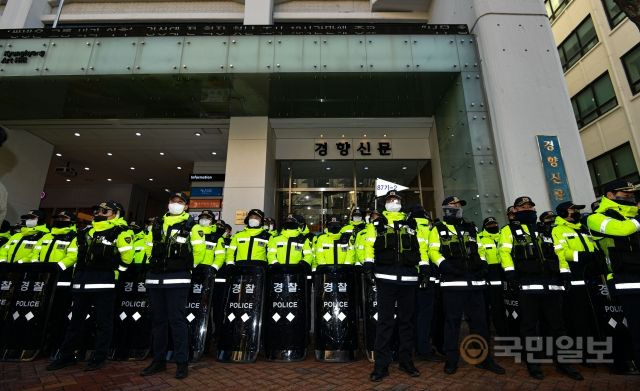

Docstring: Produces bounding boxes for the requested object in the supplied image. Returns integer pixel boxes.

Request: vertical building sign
[536,135,572,209]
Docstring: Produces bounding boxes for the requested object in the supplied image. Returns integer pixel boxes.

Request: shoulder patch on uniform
[198,230,204,236]
[124,237,132,244]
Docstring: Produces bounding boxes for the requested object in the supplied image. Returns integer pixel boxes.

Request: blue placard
[536,135,572,209]
[190,187,223,197]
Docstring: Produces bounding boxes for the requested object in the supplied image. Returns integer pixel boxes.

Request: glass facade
[545,0,570,22]
[278,160,433,232]
[602,0,627,28]
[558,16,598,71]
[571,72,618,128]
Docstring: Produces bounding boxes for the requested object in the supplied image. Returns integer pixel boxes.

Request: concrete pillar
[430,0,595,211]
[0,128,53,223]
[221,117,276,232]
[244,0,274,25]
[0,0,49,29]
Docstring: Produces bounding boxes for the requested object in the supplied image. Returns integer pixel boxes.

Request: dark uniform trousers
[415,285,436,356]
[374,281,416,371]
[617,293,640,367]
[442,289,489,365]
[149,286,190,363]
[563,285,597,360]
[59,290,117,360]
[485,285,508,336]
[519,292,566,361]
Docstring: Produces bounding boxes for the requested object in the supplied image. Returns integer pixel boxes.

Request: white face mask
[199,218,211,227]
[352,216,363,222]
[25,218,38,228]
[248,218,261,228]
[365,215,371,223]
[385,202,402,212]
[168,203,185,215]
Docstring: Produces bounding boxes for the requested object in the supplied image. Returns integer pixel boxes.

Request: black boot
[85,357,106,371]
[444,361,458,375]
[527,363,544,380]
[556,364,584,380]
[141,361,166,376]
[175,362,189,379]
[399,361,420,377]
[46,357,77,371]
[369,368,389,382]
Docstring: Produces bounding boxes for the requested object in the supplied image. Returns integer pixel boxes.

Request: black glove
[560,272,572,291]
[418,265,430,288]
[363,262,376,285]
[298,260,312,275]
[578,251,597,264]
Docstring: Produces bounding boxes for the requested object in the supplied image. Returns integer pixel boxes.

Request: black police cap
[603,179,639,195]
[53,210,76,222]
[442,196,467,207]
[513,196,535,207]
[198,210,215,220]
[555,201,585,216]
[385,190,402,201]
[482,217,498,228]
[169,191,190,204]
[20,209,46,221]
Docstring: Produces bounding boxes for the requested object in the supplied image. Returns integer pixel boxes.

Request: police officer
[313,216,354,269]
[0,220,11,248]
[197,210,224,270]
[429,196,504,375]
[47,201,134,371]
[478,216,508,337]
[226,209,270,265]
[0,210,49,263]
[552,201,604,366]
[364,191,423,381]
[129,222,147,264]
[586,180,640,372]
[34,211,78,270]
[264,217,278,237]
[500,196,582,380]
[268,215,313,268]
[141,192,206,379]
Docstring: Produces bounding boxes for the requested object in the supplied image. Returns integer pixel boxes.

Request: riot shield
[110,264,150,361]
[314,264,358,362]
[46,268,74,359]
[0,263,59,361]
[210,266,229,345]
[361,273,378,362]
[264,264,309,362]
[587,278,629,364]
[503,281,521,337]
[217,262,266,363]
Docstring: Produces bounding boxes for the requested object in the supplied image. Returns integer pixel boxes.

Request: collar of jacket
[198,225,214,234]
[414,217,431,227]
[350,220,364,227]
[163,212,189,232]
[302,225,310,235]
[134,230,147,241]
[322,231,342,240]
[51,226,76,235]
[382,210,406,224]
[479,229,500,240]
[597,196,638,218]
[278,228,301,239]
[554,215,581,230]
[239,227,265,236]
[20,224,49,236]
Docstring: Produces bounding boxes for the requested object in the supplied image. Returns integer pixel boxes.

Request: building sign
[0,23,469,39]
[536,135,572,209]
[1,50,46,64]
[235,210,248,225]
[314,139,393,159]
[189,199,222,209]
[190,174,225,182]
[190,187,223,197]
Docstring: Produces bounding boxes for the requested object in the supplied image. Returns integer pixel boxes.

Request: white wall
[0,0,49,29]
[0,127,53,223]
[40,183,133,210]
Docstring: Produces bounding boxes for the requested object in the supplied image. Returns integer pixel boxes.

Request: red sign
[189,199,222,209]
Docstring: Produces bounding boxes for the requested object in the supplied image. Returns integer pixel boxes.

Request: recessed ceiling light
[107,178,112,182]
[364,166,369,170]
[106,152,113,156]
[148,178,154,182]
[383,134,388,137]
[74,132,80,137]
[84,167,90,171]
[211,152,217,155]
[341,134,345,138]
[320,134,324,138]
[326,167,331,170]
[135,132,142,136]
[55,153,62,157]
[164,188,170,192]
[159,152,165,156]
[402,166,407,170]
[177,166,182,170]
[194,132,202,137]
[130,167,135,170]
[65,179,71,182]
[363,134,367,137]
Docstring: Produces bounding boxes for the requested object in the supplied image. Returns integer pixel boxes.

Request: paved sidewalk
[2,355,640,391]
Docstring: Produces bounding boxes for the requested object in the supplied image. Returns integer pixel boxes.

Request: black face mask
[615,196,636,206]
[485,225,499,234]
[283,221,299,230]
[53,220,73,228]
[569,211,582,222]
[327,224,342,234]
[93,215,108,222]
[515,210,537,225]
